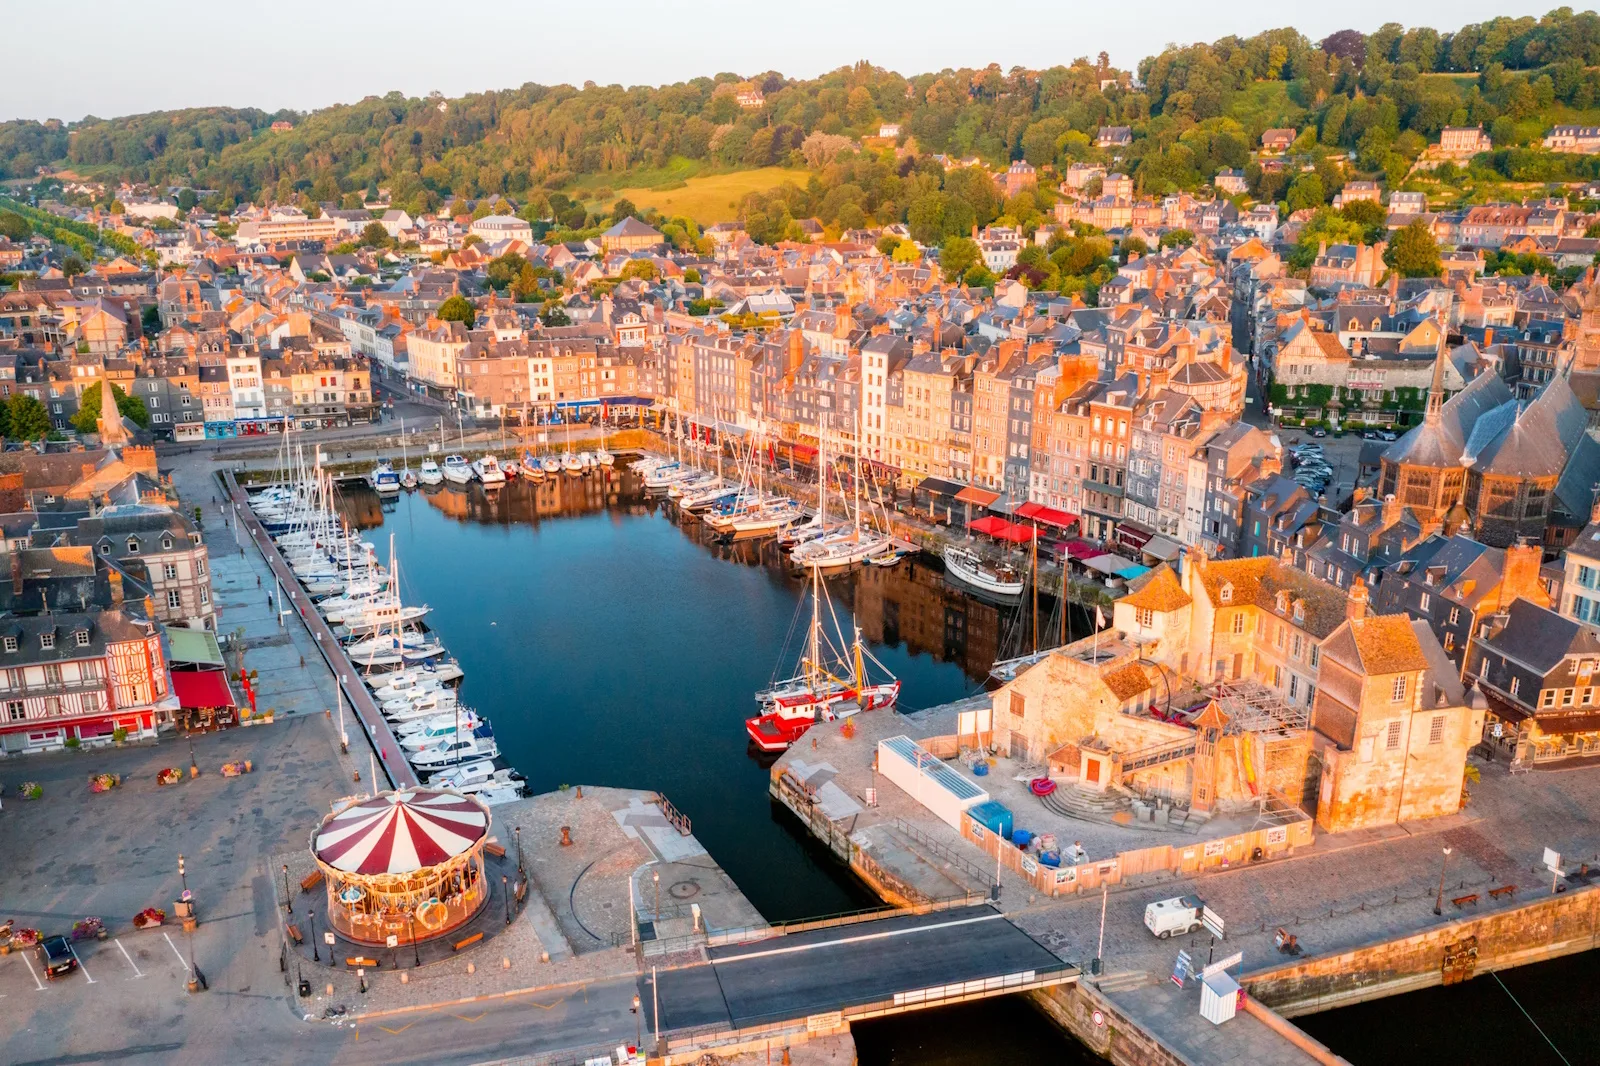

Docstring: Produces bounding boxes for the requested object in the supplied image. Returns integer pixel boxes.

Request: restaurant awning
[1141,535,1183,561]
[955,486,1002,507]
[1016,502,1080,529]
[968,515,1013,537]
[1063,539,1102,560]
[1083,552,1140,576]
[993,521,1038,543]
[171,670,236,710]
[1116,523,1155,551]
[918,477,966,498]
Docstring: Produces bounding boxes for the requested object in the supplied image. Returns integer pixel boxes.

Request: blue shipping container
[968,800,1013,840]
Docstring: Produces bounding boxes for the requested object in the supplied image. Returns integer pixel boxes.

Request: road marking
[18,949,46,991]
[68,944,94,984]
[161,932,190,972]
[376,1022,414,1035]
[114,939,145,979]
[452,1012,486,1023]
[709,911,1007,967]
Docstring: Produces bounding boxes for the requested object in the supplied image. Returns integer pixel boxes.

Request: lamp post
[1433,846,1453,916]
[633,993,642,1052]
[310,909,319,962]
[283,864,293,916]
[408,909,420,967]
[178,853,189,899]
[515,825,524,879]
[652,868,660,923]
[503,875,511,925]
[188,736,198,778]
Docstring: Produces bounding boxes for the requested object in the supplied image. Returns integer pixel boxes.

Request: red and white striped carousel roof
[314,789,489,876]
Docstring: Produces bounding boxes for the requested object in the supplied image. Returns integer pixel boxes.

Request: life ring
[1030,777,1057,797]
[415,898,448,930]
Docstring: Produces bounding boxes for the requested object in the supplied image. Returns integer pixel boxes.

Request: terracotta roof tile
[1121,566,1192,613]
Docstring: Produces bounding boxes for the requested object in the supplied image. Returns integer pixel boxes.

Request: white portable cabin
[876,735,989,830]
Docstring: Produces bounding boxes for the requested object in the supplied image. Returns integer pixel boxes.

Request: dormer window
[99,543,109,554]
[1293,600,1305,622]
[1275,591,1290,614]
[40,633,54,650]
[2,636,15,653]
[1219,582,1233,604]
[161,537,173,551]
[74,630,89,648]
[127,539,139,554]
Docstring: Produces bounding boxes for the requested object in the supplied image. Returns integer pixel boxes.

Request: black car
[37,934,76,979]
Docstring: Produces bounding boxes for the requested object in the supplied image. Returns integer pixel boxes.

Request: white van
[1144,895,1205,939]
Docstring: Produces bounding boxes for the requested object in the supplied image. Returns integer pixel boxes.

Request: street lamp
[515,825,524,879]
[283,864,293,916]
[310,909,319,962]
[633,993,642,1051]
[503,875,511,925]
[409,908,421,967]
[178,853,189,899]
[652,869,660,923]
[1433,846,1453,916]
[188,736,198,778]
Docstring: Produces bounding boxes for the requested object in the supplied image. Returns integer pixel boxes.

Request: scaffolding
[1212,679,1309,736]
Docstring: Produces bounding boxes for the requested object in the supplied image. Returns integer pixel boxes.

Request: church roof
[1382,367,1513,469]
[1469,376,1589,478]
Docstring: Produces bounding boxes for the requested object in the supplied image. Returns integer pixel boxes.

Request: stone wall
[1030,982,1193,1066]
[1245,884,1600,1017]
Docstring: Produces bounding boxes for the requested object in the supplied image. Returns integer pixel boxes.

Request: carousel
[310,788,492,946]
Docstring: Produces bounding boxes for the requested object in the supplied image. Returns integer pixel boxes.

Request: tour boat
[746,564,900,752]
[417,460,444,486]
[442,454,474,485]
[368,460,402,495]
[942,545,1025,597]
[472,455,507,486]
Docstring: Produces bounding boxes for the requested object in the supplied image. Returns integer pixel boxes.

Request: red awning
[968,515,1012,536]
[786,443,819,460]
[1064,539,1102,560]
[955,486,1002,507]
[1117,523,1155,551]
[171,670,235,709]
[993,521,1038,543]
[1016,502,1080,529]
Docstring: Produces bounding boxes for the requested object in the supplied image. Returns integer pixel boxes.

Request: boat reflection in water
[334,465,1087,697]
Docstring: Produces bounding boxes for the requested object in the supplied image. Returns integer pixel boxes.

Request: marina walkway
[223,471,419,789]
[640,904,1073,1040]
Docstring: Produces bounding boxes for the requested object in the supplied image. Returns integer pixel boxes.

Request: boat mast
[1031,519,1039,656]
[807,564,822,693]
[400,417,408,475]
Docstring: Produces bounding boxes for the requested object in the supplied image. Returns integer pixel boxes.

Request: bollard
[467,962,475,974]
[560,826,573,847]
[400,971,408,984]
[327,983,334,996]
[358,968,367,994]
[502,957,510,970]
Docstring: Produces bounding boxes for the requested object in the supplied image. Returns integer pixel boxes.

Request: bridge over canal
[639,903,1076,1054]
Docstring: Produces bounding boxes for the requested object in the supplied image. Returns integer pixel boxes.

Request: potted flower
[133,907,165,930]
[89,773,119,794]
[20,781,41,800]
[64,736,80,750]
[11,927,41,948]
[112,727,128,748]
[71,917,104,941]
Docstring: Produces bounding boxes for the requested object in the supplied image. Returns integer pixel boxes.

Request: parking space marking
[18,949,46,991]
[114,939,146,978]
[161,932,190,973]
[68,943,94,983]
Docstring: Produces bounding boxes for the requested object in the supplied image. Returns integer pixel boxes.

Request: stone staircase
[1038,783,1209,833]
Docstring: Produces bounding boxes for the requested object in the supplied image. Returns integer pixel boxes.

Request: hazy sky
[4,0,1562,123]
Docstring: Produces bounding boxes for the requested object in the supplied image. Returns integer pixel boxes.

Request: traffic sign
[1202,905,1225,940]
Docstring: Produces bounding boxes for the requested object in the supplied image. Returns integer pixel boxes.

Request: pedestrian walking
[256,575,261,588]
[267,592,273,609]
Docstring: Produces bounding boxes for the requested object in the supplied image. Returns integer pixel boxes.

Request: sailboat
[595,406,614,467]
[399,418,418,489]
[987,518,1060,682]
[418,419,445,485]
[789,414,890,568]
[942,545,1025,597]
[746,564,900,752]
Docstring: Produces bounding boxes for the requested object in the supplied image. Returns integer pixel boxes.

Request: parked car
[1379,430,1397,442]
[1312,428,1328,438]
[36,934,76,979]
[1145,895,1206,939]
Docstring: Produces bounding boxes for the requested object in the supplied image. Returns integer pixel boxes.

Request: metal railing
[891,816,997,888]
[1119,736,1198,775]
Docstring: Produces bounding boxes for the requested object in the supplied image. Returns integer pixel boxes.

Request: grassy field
[607,167,810,225]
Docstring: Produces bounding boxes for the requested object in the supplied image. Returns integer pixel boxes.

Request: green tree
[618,259,659,282]
[683,268,702,284]
[891,239,921,264]
[875,234,902,255]
[1159,229,1196,250]
[540,303,571,326]
[1284,173,1325,215]
[70,381,150,434]
[486,252,527,291]
[1384,219,1441,278]
[436,294,476,328]
[7,394,50,440]
[937,236,981,282]
[61,254,87,277]
[359,221,392,248]
[141,304,162,334]
[0,210,30,241]
[1120,236,1149,262]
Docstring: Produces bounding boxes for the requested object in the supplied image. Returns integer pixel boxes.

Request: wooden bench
[300,870,324,893]
[485,842,506,858]
[345,956,378,968]
[452,931,484,952]
[1489,885,1516,901]
[286,924,303,945]
[1451,893,1480,909]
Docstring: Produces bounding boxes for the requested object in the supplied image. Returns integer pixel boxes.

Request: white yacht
[442,454,474,485]
[417,459,444,486]
[408,735,500,770]
[369,460,401,496]
[473,455,507,486]
[942,546,1025,597]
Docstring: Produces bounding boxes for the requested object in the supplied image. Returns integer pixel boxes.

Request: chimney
[1499,540,1546,609]
[1347,576,1369,621]
[1381,492,1400,529]
[109,567,124,606]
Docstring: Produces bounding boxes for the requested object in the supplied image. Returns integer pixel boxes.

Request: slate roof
[1382,366,1514,469]
[1484,598,1600,675]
